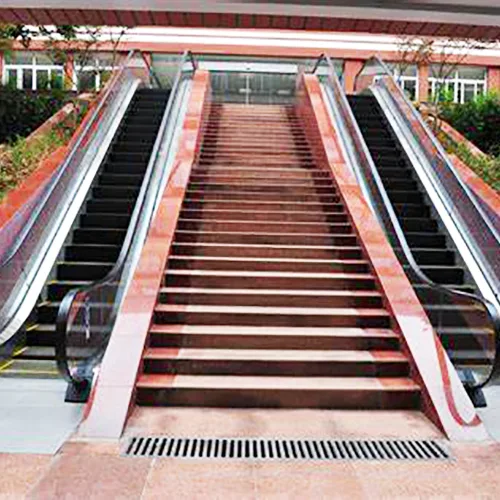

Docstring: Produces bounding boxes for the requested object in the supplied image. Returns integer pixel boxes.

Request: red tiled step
[148,325,401,350]
[190,167,329,178]
[182,200,344,212]
[185,191,340,203]
[197,159,315,168]
[171,243,364,260]
[201,139,309,148]
[176,220,351,235]
[167,256,368,273]
[136,375,420,409]
[201,143,311,151]
[189,175,333,186]
[179,209,347,223]
[143,348,410,377]
[174,230,359,246]
[186,183,335,195]
[164,269,377,290]
[199,153,314,161]
[201,131,308,139]
[159,287,383,308]
[153,304,392,328]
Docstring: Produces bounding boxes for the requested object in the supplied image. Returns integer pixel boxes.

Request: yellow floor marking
[0,347,27,372]
[13,346,28,356]
[2,369,58,375]
[26,324,40,331]
[0,359,15,372]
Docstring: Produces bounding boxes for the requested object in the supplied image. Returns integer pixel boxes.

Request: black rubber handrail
[55,50,197,395]
[312,53,500,393]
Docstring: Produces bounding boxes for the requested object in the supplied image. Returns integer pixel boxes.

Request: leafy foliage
[0,103,86,200]
[439,131,500,192]
[440,91,500,156]
[0,129,66,200]
[0,87,69,144]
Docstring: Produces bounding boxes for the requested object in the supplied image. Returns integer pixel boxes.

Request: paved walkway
[2,439,500,499]
[3,408,500,499]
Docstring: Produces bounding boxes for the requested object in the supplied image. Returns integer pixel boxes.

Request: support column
[343,59,364,95]
[63,55,75,91]
[0,51,4,85]
[418,63,430,103]
[487,67,500,93]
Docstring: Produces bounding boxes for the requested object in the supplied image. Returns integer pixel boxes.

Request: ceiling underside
[1,4,500,40]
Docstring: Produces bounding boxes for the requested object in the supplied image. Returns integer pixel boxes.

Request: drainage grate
[123,437,450,461]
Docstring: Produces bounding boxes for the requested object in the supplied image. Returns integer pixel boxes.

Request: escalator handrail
[317,54,500,389]
[55,50,195,386]
[356,56,500,297]
[0,50,138,270]
[0,50,145,340]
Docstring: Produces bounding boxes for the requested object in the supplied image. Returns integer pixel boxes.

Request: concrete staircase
[136,103,420,409]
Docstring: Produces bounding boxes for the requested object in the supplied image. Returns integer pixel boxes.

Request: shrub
[440,91,500,156]
[0,87,70,144]
[439,132,500,192]
[0,115,82,201]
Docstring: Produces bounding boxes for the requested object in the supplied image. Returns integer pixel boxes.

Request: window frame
[429,66,487,103]
[2,53,64,90]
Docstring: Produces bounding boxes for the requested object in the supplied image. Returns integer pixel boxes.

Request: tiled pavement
[3,408,500,499]
[3,439,500,499]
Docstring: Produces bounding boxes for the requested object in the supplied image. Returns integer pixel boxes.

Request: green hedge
[440,92,500,156]
[0,87,69,144]
[439,132,500,192]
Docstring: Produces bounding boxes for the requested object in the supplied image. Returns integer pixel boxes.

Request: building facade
[1,28,500,102]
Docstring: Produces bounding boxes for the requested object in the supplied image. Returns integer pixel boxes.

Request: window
[2,51,64,91]
[74,53,120,92]
[429,65,487,103]
[389,64,419,101]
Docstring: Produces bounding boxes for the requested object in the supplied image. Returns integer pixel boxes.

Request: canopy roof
[1,1,500,40]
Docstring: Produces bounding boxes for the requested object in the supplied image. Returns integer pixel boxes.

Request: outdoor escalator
[347,94,494,387]
[0,88,170,378]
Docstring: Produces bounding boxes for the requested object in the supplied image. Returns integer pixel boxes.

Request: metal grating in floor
[123,437,451,461]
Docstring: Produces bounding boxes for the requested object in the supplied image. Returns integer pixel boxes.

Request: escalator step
[86,199,135,214]
[46,280,91,301]
[403,265,465,284]
[65,244,121,263]
[80,213,133,229]
[73,227,126,245]
[56,262,114,281]
[405,233,447,248]
[92,185,140,199]
[102,162,148,175]
[98,173,145,187]
[109,151,153,164]
[388,191,424,204]
[405,248,456,266]
[393,204,430,218]
[399,218,438,233]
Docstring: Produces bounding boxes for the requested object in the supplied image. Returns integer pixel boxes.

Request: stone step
[148,325,401,350]
[143,348,410,377]
[153,304,392,328]
[136,375,420,409]
[159,287,383,308]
